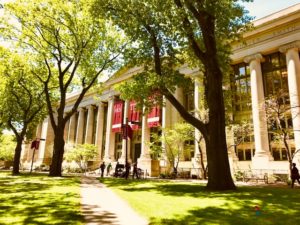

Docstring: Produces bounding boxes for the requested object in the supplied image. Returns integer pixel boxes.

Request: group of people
[99,162,112,178]
[99,161,141,179]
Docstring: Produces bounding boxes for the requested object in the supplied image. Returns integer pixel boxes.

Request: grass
[0,171,83,225]
[101,178,300,225]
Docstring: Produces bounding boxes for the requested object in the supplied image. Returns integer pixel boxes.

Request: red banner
[147,105,161,127]
[31,140,40,149]
[122,124,133,139]
[128,100,140,130]
[112,101,124,132]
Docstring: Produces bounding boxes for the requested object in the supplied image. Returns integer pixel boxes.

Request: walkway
[80,175,148,225]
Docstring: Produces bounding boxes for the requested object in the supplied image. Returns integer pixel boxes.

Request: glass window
[231,63,251,112]
[262,52,288,96]
[281,148,288,160]
[245,149,252,160]
[272,148,281,160]
[237,149,244,161]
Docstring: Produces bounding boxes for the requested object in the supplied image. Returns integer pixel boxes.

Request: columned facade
[22,4,300,176]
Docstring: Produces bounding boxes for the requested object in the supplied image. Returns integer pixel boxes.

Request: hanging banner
[30,140,40,150]
[122,124,133,139]
[112,100,124,132]
[147,105,161,127]
[128,100,140,130]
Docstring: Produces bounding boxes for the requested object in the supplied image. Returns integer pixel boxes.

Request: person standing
[106,162,112,176]
[291,163,300,188]
[100,162,105,178]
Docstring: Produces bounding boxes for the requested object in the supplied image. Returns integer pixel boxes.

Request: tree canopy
[0,0,126,176]
[92,0,252,190]
[0,47,47,174]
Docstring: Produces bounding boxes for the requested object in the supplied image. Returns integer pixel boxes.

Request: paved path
[80,176,148,225]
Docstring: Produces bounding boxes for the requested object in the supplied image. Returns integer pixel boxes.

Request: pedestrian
[291,163,300,188]
[100,162,105,178]
[114,161,120,177]
[132,163,139,179]
[106,162,112,176]
[124,162,130,179]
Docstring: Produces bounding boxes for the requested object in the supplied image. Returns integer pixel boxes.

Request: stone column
[138,106,159,176]
[67,113,77,144]
[64,114,70,142]
[95,103,105,160]
[280,41,300,156]
[120,100,131,163]
[75,108,85,144]
[191,79,206,177]
[161,96,172,170]
[140,107,151,160]
[244,53,273,169]
[37,116,54,166]
[103,97,115,161]
[172,87,184,124]
[85,105,95,144]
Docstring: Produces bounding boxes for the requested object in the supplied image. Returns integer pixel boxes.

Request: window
[271,148,292,161]
[232,63,251,112]
[236,148,254,161]
[262,52,288,96]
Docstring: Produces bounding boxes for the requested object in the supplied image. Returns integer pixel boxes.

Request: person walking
[106,162,112,176]
[100,162,106,178]
[291,163,300,188]
[132,163,139,179]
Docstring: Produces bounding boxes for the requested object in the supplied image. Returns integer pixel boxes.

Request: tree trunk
[205,62,236,190]
[49,126,65,176]
[12,139,23,175]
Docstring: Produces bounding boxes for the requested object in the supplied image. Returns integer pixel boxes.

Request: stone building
[21,4,300,177]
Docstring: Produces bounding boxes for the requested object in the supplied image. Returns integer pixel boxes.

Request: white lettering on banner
[147,117,160,123]
[114,108,122,113]
[112,124,121,128]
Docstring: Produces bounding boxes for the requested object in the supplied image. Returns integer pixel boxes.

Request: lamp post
[30,138,46,173]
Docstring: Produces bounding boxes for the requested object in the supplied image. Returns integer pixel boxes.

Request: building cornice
[279,40,300,53]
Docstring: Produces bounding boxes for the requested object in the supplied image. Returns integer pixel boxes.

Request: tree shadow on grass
[81,203,119,225]
[0,174,83,225]
[148,205,299,225]
[105,179,300,225]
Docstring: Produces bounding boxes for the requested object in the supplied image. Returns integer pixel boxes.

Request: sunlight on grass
[0,172,83,225]
[101,178,300,225]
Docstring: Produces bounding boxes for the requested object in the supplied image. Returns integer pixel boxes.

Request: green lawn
[0,172,83,225]
[101,178,300,225]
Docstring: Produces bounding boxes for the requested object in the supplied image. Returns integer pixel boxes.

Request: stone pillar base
[252,154,273,170]
[191,156,207,179]
[137,157,159,177]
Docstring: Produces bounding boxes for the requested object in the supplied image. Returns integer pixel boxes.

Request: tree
[0,47,47,175]
[0,133,16,163]
[92,0,252,190]
[64,144,98,173]
[150,122,194,176]
[1,0,125,176]
[265,90,295,173]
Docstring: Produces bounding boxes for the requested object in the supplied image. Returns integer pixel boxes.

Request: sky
[241,0,300,19]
